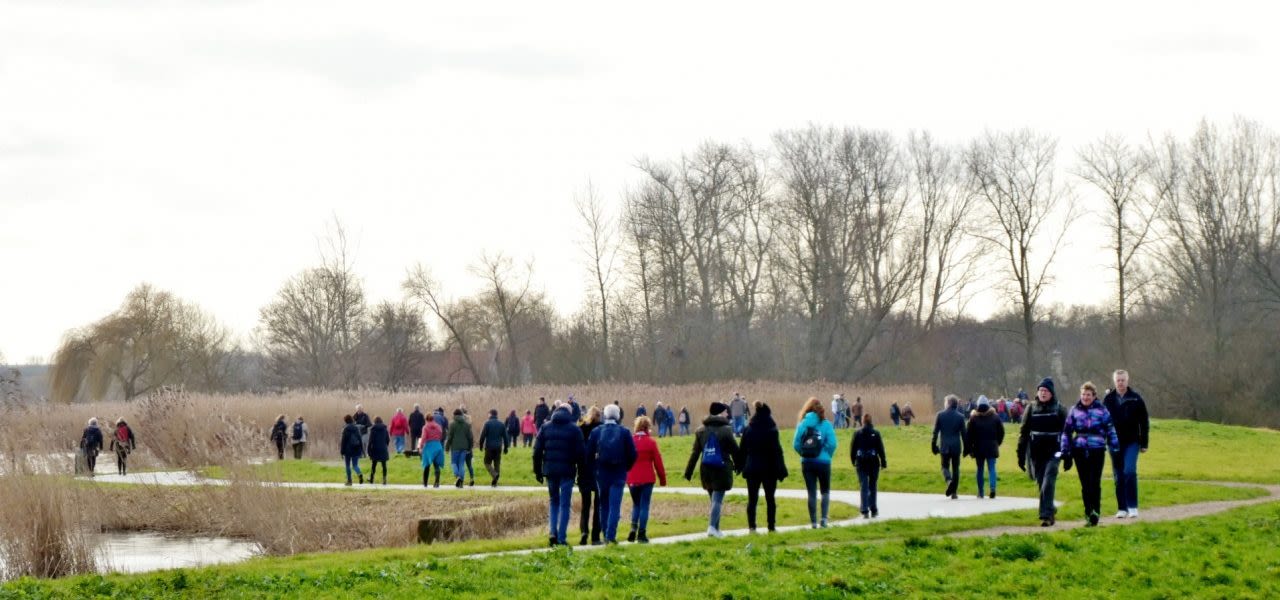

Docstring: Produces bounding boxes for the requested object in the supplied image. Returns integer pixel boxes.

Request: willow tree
[49,284,232,402]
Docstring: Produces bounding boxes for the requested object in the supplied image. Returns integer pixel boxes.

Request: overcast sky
[2,0,1278,363]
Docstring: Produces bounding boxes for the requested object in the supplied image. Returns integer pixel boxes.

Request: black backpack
[292,422,304,441]
[799,424,823,459]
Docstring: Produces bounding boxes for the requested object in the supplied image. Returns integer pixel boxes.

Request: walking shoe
[989,490,996,499]
[358,474,364,484]
[491,476,499,487]
[1114,510,1129,519]
[820,519,828,528]
[455,478,464,488]
[977,493,984,499]
[1040,519,1050,527]
[627,528,637,543]
[707,527,725,538]
[871,510,879,518]
[861,512,870,519]
[549,537,557,548]
[580,534,589,546]
[345,480,352,487]
[1087,512,1100,527]
[767,526,777,532]
[1128,509,1139,519]
[638,529,648,543]
[950,494,958,500]
[468,479,475,487]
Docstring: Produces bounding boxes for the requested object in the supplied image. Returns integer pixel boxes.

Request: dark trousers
[857,464,880,514]
[1033,456,1060,520]
[369,459,387,483]
[1073,448,1107,517]
[483,447,502,481]
[274,438,285,460]
[801,462,832,524]
[746,476,778,530]
[292,442,305,459]
[941,452,961,496]
[85,450,98,472]
[579,485,602,542]
[115,448,130,475]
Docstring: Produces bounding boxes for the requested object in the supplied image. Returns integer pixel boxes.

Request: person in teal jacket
[793,397,838,528]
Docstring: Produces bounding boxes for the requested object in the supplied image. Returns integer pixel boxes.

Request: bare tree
[907,131,980,330]
[363,301,431,390]
[1074,133,1157,363]
[574,182,619,380]
[967,129,1078,380]
[472,252,538,386]
[402,265,484,385]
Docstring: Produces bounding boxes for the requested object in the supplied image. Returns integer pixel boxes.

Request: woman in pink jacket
[389,408,410,454]
[626,416,667,543]
[520,410,537,447]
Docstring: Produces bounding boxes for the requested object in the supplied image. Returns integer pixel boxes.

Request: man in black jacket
[534,397,551,431]
[1017,377,1067,527]
[932,395,967,499]
[1104,369,1150,519]
[408,404,427,454]
[478,409,510,487]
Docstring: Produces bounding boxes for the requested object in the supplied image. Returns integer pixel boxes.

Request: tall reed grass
[0,475,97,580]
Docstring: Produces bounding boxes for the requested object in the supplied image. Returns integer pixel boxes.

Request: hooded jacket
[1103,387,1150,449]
[740,409,788,482]
[419,419,443,444]
[792,411,838,465]
[851,424,888,470]
[445,415,474,452]
[532,408,586,480]
[340,422,364,458]
[505,412,521,438]
[965,406,1005,459]
[389,413,409,436]
[684,415,741,492]
[521,413,537,435]
[81,425,104,453]
[587,420,637,485]
[367,422,391,461]
[408,409,427,439]
[627,430,667,486]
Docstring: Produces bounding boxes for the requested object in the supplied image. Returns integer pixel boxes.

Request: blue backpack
[701,431,725,468]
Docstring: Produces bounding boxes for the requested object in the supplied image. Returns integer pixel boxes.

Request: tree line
[45,119,1280,426]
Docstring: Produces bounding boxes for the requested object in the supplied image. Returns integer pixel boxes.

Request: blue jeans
[598,479,626,542]
[1111,442,1141,510]
[802,462,832,524]
[450,450,467,480]
[343,455,362,482]
[834,413,846,429]
[733,415,746,435]
[975,457,998,496]
[679,423,690,435]
[629,483,654,529]
[546,475,576,544]
[857,465,880,514]
[708,490,726,530]
[393,435,405,454]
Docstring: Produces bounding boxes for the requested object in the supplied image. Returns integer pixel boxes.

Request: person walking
[740,401,787,533]
[444,409,474,488]
[110,418,136,476]
[479,409,511,487]
[432,407,449,432]
[1017,377,1067,527]
[1009,398,1024,424]
[367,416,391,485]
[1104,369,1150,519]
[832,395,847,429]
[520,410,537,447]
[353,404,373,454]
[684,401,741,538]
[678,407,691,436]
[340,415,364,486]
[966,396,1005,499]
[418,415,445,488]
[461,408,477,486]
[652,402,668,438]
[577,406,604,545]
[567,394,582,423]
[389,408,409,455]
[505,410,521,449]
[728,393,750,436]
[270,414,288,460]
[586,404,637,545]
[532,404,586,547]
[626,416,666,542]
[635,403,647,418]
[80,418,104,476]
[889,402,901,427]
[851,414,888,518]
[793,397,838,528]
[534,397,551,431]
[932,395,967,499]
[1061,381,1120,526]
[408,404,427,454]
[290,416,308,459]
[851,397,864,428]
[901,402,916,426]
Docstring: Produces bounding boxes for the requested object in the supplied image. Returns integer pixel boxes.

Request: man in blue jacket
[932,395,967,499]
[586,404,638,544]
[533,404,586,547]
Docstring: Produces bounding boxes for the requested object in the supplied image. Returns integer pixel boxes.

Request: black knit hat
[1037,377,1056,401]
[709,401,728,416]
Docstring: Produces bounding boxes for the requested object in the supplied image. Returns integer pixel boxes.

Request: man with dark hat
[1017,377,1067,527]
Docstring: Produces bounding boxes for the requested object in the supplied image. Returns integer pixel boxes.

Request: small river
[97,532,260,574]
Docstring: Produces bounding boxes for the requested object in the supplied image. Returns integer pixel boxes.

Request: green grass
[7,500,1280,598]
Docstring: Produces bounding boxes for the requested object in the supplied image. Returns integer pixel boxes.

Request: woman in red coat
[626,416,667,543]
[389,408,410,455]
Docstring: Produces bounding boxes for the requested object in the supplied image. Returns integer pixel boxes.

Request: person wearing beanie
[1061,381,1120,526]
[1017,377,1067,526]
[586,404,638,544]
[966,395,1005,499]
[739,401,788,532]
[684,400,741,538]
[932,395,967,499]
[1104,369,1150,519]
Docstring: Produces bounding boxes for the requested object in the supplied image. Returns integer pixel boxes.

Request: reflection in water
[97,532,260,574]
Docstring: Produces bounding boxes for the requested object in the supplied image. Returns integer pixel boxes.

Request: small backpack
[799,424,823,459]
[701,430,725,468]
[597,425,628,469]
[292,421,304,441]
[116,425,130,443]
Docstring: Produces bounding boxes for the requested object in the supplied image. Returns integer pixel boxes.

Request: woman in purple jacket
[1060,381,1120,526]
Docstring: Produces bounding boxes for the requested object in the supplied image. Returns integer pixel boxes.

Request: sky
[2,0,1278,363]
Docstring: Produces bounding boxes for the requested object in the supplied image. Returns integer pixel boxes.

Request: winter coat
[586,421,638,485]
[739,413,788,482]
[533,403,551,428]
[340,423,364,458]
[1104,388,1150,449]
[627,431,667,486]
[728,398,750,419]
[932,408,967,455]
[432,411,448,432]
[679,409,690,425]
[578,421,601,488]
[889,404,901,419]
[792,412,838,465]
[479,417,510,451]
[532,408,586,480]
[1061,401,1120,455]
[505,413,520,438]
[290,420,308,444]
[353,411,372,435]
[635,405,648,418]
[111,424,136,454]
[851,425,888,470]
[419,420,443,444]
[367,423,391,461]
[445,416,474,452]
[408,410,427,439]
[80,426,104,454]
[270,420,288,443]
[965,407,1004,459]
[521,414,537,435]
[567,401,582,423]
[1017,399,1066,470]
[389,413,409,436]
[684,415,741,492]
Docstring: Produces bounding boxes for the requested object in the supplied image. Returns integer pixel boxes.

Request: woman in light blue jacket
[793,397,838,528]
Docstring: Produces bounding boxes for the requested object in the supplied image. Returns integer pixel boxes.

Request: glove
[684,473,693,482]
[1018,461,1026,472]
[535,474,544,484]
[1061,453,1073,472]
[931,445,939,456]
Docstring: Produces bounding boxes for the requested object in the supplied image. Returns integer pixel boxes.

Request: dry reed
[0,475,97,580]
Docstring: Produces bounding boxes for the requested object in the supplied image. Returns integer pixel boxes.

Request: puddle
[96,532,260,574]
